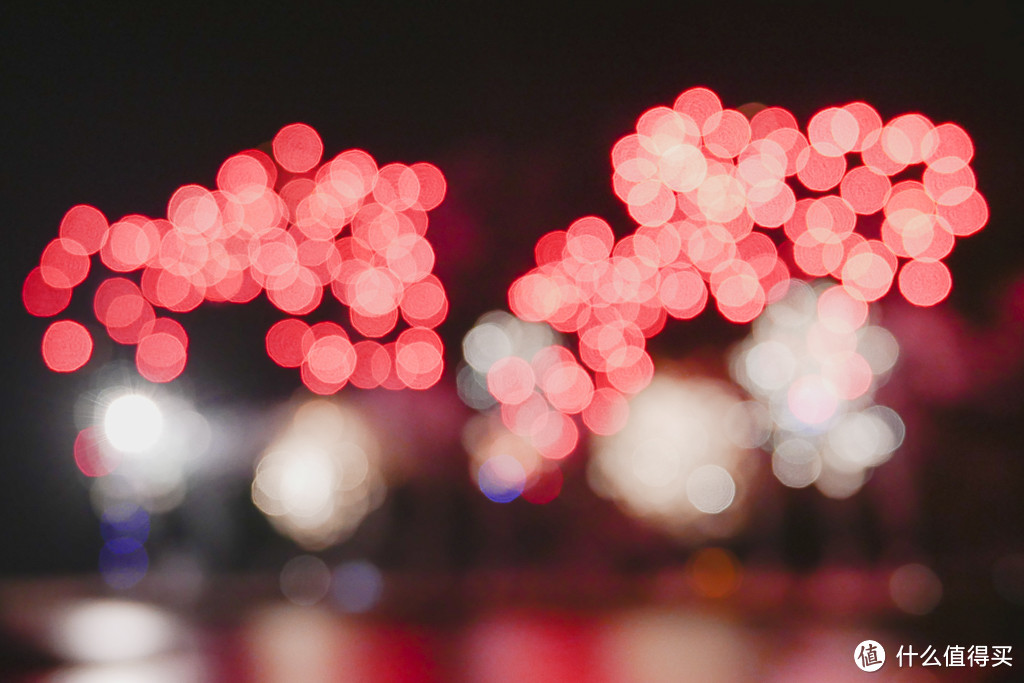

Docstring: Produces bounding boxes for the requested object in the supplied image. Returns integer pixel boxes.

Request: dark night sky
[2,3,1022,573]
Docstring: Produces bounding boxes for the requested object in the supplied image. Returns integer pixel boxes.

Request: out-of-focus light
[597,609,755,682]
[280,555,332,606]
[477,453,527,503]
[104,394,163,454]
[730,280,904,497]
[332,559,384,613]
[252,398,385,550]
[588,373,758,538]
[46,655,206,683]
[688,547,742,598]
[42,320,93,372]
[890,563,942,615]
[28,124,449,395]
[51,600,181,663]
[99,538,149,589]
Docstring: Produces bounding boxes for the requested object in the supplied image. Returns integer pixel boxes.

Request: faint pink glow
[41,320,92,372]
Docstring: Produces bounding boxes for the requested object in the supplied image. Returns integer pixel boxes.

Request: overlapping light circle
[252,399,385,549]
[728,280,905,497]
[588,373,759,537]
[25,124,449,392]
[478,86,983,454]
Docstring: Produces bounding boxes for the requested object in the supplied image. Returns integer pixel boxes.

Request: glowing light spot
[530,409,579,460]
[136,332,187,383]
[23,266,74,317]
[400,276,448,328]
[589,374,754,535]
[686,465,735,514]
[898,259,952,307]
[795,146,846,192]
[787,375,838,425]
[273,123,324,174]
[280,555,332,606]
[103,216,160,272]
[217,152,271,202]
[487,356,536,405]
[672,87,722,129]
[841,241,896,302]
[772,438,821,488]
[882,114,936,165]
[74,426,116,477]
[332,560,384,613]
[688,547,742,598]
[890,563,942,616]
[808,107,858,157]
[41,320,92,372]
[104,394,163,453]
[350,340,391,389]
[539,360,594,414]
[40,238,90,288]
[59,204,109,255]
[923,164,976,206]
[522,466,563,504]
[582,387,630,435]
[99,538,149,589]
[817,284,868,334]
[306,334,357,386]
[840,165,891,215]
[266,318,310,368]
[924,122,974,172]
[937,188,988,237]
[842,102,883,151]
[702,109,751,159]
[478,453,527,503]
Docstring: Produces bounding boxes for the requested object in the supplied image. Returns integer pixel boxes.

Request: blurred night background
[2,3,1023,681]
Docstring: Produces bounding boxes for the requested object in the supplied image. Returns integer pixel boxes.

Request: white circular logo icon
[854,640,885,672]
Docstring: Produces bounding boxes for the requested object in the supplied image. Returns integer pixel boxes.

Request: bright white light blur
[588,373,758,537]
[730,280,905,498]
[686,465,736,514]
[104,394,162,453]
[252,399,385,550]
[51,600,181,663]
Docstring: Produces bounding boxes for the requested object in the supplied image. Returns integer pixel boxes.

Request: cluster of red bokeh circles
[24,123,449,390]
[497,86,987,437]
